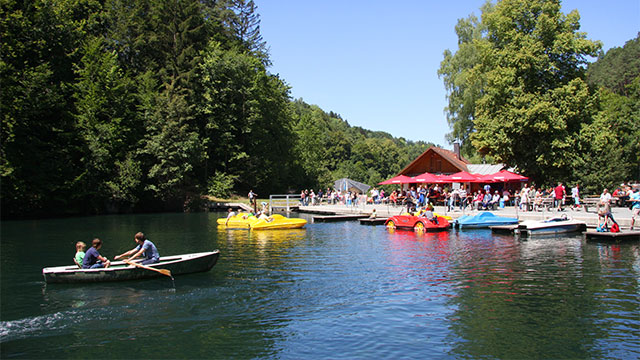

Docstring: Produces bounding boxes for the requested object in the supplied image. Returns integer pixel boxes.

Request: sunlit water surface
[1,212,639,359]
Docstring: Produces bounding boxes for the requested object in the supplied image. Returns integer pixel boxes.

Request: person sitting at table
[482,191,492,210]
[490,191,500,209]
[472,191,483,210]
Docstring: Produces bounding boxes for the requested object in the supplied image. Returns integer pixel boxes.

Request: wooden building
[399,144,473,177]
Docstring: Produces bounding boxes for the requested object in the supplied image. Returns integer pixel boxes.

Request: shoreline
[295,202,636,228]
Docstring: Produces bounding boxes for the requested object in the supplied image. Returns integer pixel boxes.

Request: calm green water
[1,212,639,359]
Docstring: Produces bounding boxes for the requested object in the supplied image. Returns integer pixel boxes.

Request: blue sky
[257,0,640,146]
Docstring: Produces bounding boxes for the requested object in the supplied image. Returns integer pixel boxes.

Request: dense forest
[2,0,638,219]
[439,0,639,193]
[1,0,429,218]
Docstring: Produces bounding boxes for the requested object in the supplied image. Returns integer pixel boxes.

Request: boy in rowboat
[114,232,160,265]
[82,238,111,269]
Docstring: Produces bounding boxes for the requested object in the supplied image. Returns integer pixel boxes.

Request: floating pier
[490,225,519,234]
[209,202,252,212]
[584,230,640,242]
[359,218,387,225]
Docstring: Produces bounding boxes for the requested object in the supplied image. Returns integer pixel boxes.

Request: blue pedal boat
[455,212,519,229]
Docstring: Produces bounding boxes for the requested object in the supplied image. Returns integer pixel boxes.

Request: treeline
[439,0,639,194]
[1,0,429,218]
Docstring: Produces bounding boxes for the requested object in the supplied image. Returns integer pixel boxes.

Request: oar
[123,259,172,278]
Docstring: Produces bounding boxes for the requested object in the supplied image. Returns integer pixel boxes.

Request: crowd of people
[295,181,639,231]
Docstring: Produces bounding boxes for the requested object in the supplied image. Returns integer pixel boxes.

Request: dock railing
[269,194,302,212]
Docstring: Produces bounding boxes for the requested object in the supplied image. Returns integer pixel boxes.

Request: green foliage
[290,100,431,190]
[441,0,603,185]
[1,0,81,217]
[574,77,640,193]
[587,34,640,96]
[208,171,238,198]
[438,2,493,158]
[72,36,138,208]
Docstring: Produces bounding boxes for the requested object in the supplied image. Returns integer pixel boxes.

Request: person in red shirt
[554,182,566,211]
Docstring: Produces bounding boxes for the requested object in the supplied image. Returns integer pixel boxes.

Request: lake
[1,212,639,359]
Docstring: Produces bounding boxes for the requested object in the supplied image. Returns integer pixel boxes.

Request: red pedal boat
[384,215,451,232]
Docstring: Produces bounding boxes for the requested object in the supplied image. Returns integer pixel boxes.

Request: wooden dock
[359,218,387,225]
[208,202,252,212]
[584,230,640,242]
[313,214,369,223]
[490,225,519,234]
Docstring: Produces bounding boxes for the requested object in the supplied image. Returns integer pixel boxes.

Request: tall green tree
[467,0,600,183]
[136,0,207,207]
[1,0,81,216]
[226,0,269,65]
[587,34,640,96]
[574,77,640,193]
[198,41,294,194]
[438,3,493,158]
[72,37,140,210]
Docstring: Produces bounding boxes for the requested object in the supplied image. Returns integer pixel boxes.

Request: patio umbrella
[489,170,528,182]
[378,174,414,185]
[440,171,481,183]
[476,173,499,183]
[412,172,447,184]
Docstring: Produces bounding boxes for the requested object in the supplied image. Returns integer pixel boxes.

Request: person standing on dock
[630,188,640,230]
[571,184,580,210]
[600,188,612,205]
[554,182,566,211]
[248,190,257,212]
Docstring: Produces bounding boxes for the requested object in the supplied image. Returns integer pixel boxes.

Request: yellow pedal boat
[217,213,307,230]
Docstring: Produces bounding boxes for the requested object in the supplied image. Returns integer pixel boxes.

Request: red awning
[378,175,414,185]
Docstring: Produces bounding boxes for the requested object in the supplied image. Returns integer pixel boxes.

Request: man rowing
[114,232,160,265]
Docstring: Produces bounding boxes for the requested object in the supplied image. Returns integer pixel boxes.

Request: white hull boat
[514,215,586,236]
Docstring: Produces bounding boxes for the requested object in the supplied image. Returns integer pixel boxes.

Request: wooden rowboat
[42,251,220,284]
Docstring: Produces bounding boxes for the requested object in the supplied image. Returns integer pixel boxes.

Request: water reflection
[443,233,639,359]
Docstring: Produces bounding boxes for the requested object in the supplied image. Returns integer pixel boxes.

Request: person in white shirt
[600,188,612,205]
[571,184,580,209]
[459,187,468,210]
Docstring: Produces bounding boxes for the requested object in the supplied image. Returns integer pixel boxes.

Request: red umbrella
[489,170,528,182]
[441,171,481,183]
[476,173,499,183]
[378,174,414,185]
[412,172,444,183]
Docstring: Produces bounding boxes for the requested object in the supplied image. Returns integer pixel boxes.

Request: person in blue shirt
[82,238,111,269]
[630,188,640,230]
[114,232,160,265]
